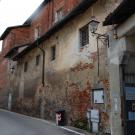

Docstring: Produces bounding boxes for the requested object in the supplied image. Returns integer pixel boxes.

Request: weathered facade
[103,1,135,135]
[0,0,128,135]
[0,25,31,109]
[0,50,8,108]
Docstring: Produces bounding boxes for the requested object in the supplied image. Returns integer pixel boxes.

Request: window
[3,39,7,48]
[51,46,56,61]
[80,25,89,47]
[55,8,63,22]
[24,62,28,72]
[36,55,40,66]
[35,26,40,40]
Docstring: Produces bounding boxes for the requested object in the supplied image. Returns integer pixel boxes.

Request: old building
[0,0,127,135]
[0,24,31,109]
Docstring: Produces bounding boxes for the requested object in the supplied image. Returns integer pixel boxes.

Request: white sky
[0,0,44,51]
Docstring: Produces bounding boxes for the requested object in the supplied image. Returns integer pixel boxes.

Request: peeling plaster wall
[0,26,32,108]
[31,0,81,41]
[108,12,135,135]
[10,0,122,134]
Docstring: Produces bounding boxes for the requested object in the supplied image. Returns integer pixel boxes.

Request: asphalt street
[0,109,84,135]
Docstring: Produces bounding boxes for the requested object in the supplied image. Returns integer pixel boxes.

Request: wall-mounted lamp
[89,16,109,47]
[88,16,109,77]
[89,17,100,34]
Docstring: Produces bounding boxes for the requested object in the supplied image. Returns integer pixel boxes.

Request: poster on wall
[93,88,104,104]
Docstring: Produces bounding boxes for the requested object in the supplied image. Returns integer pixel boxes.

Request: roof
[0,0,50,40]
[5,44,30,58]
[103,0,135,26]
[24,0,50,25]
[13,0,97,61]
[0,24,30,40]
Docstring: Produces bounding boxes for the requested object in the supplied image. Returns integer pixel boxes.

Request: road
[0,109,84,135]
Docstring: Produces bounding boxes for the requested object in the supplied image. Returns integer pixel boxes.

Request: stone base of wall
[12,62,111,134]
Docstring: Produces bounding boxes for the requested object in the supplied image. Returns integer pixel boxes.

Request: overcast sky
[0,0,44,51]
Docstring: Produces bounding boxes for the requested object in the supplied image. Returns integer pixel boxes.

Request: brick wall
[0,0,123,134]
[11,1,113,133]
[31,0,81,40]
[0,0,82,109]
[2,28,31,56]
[0,26,31,107]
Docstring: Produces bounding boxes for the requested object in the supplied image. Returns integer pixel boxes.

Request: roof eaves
[103,0,135,26]
[5,43,30,58]
[0,24,30,40]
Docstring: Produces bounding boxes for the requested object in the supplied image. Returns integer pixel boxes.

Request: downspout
[37,39,45,119]
[96,36,99,78]
[37,39,45,87]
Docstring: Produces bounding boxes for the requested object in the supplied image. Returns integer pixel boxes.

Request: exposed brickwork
[71,62,94,72]
[31,0,81,40]
[2,28,31,56]
[0,52,8,107]
[0,0,83,111]
[0,27,31,108]
[67,81,91,122]
[0,0,123,134]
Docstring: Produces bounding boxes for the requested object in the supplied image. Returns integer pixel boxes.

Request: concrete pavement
[0,109,90,135]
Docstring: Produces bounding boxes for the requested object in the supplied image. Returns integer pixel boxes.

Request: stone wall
[0,26,31,108]
[0,0,123,134]
[30,0,81,40]
[11,1,122,134]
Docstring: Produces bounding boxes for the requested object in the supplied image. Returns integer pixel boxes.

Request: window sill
[79,44,89,52]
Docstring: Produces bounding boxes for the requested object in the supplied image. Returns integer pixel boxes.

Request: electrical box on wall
[90,109,99,133]
[93,88,104,104]
[91,109,99,122]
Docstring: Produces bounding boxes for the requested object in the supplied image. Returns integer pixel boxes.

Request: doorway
[124,73,135,135]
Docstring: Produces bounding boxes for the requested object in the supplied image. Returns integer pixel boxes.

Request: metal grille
[80,25,89,47]
[124,73,135,87]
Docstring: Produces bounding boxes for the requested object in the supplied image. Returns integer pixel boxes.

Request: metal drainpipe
[96,36,99,78]
[37,39,45,87]
[37,40,45,119]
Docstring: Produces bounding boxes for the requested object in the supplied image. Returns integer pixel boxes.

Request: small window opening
[24,62,28,72]
[51,46,56,61]
[55,8,63,22]
[36,55,40,66]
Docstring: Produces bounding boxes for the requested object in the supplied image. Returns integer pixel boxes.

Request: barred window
[80,25,89,47]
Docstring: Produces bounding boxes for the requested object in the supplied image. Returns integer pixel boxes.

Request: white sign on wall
[93,89,104,104]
